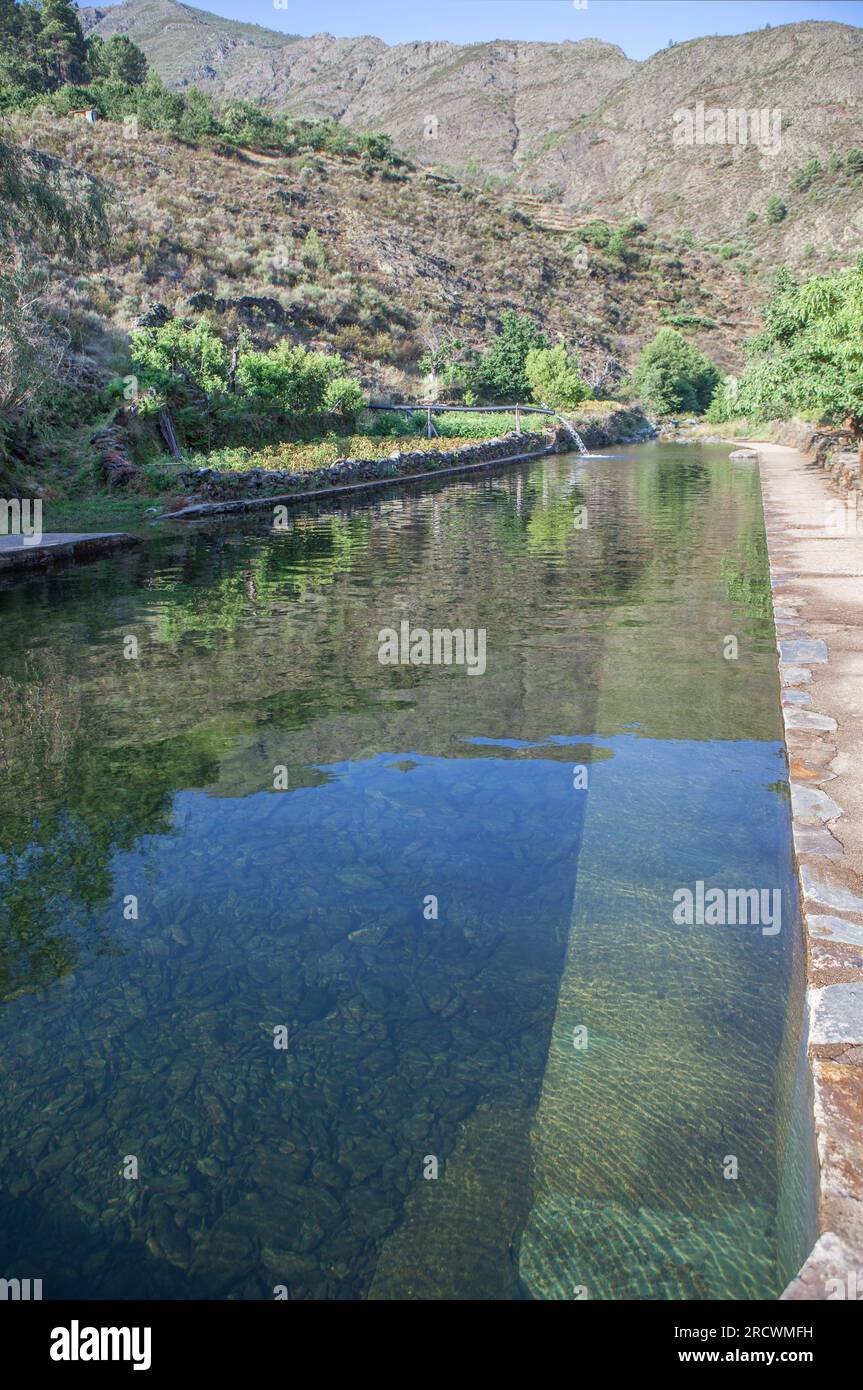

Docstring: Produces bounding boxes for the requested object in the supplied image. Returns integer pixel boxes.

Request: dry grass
[10,113,758,399]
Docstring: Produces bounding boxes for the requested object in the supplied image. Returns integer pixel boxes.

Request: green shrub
[524,345,590,410]
[471,310,548,401]
[765,195,787,224]
[235,340,343,413]
[790,157,822,193]
[130,318,229,398]
[712,259,863,427]
[634,328,720,415]
[323,375,366,420]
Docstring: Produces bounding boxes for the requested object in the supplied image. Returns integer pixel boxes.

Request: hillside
[13,109,760,402]
[78,2,863,251]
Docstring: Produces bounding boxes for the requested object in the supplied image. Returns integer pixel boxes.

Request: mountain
[79,0,300,87]
[79,2,863,248]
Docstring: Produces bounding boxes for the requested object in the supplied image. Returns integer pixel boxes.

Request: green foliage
[471,311,549,402]
[36,0,87,89]
[129,318,366,439]
[709,259,863,426]
[0,117,109,447]
[86,34,148,87]
[0,126,108,253]
[634,328,720,416]
[130,318,229,400]
[322,375,366,420]
[235,340,344,413]
[790,157,821,193]
[0,0,110,94]
[524,345,589,410]
[765,194,787,224]
[301,228,326,268]
[846,148,863,176]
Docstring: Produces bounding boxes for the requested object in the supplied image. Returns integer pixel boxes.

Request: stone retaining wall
[178,430,556,502]
[772,420,862,496]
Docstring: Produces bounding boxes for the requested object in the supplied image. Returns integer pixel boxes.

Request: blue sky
[150,0,863,59]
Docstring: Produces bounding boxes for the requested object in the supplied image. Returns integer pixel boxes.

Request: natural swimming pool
[0,443,816,1299]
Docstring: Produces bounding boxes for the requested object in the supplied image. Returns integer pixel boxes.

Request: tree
[0,123,108,442]
[323,375,366,422]
[709,260,863,429]
[634,328,720,415]
[0,252,69,422]
[419,322,464,399]
[130,318,229,400]
[472,311,548,401]
[0,0,46,93]
[234,340,350,414]
[87,34,148,86]
[37,0,88,89]
[0,126,108,253]
[525,345,590,410]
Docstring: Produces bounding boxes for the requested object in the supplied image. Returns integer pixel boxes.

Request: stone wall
[772,420,862,495]
[178,430,555,502]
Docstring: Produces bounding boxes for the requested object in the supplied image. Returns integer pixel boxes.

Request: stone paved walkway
[748,440,863,1299]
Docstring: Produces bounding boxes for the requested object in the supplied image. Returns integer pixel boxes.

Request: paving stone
[809,915,863,950]
[791,785,842,821]
[784,708,838,733]
[801,868,863,916]
[809,983,863,1046]
[793,825,843,857]
[778,639,829,664]
[778,664,813,685]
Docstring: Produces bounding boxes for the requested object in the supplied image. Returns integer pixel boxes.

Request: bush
[524,345,590,410]
[712,259,863,427]
[634,328,720,415]
[235,341,343,413]
[323,375,366,421]
[845,148,863,176]
[791,157,822,193]
[130,318,229,399]
[765,195,787,224]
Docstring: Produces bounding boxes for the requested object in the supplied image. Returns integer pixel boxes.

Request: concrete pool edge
[746,439,863,1300]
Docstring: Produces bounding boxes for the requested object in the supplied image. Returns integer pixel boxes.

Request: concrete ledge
[0,532,141,578]
[747,439,863,1297]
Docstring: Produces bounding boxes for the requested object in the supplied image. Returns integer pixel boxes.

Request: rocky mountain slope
[79,0,300,86]
[79,2,863,251]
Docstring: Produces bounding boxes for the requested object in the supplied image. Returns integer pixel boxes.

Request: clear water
[0,444,813,1299]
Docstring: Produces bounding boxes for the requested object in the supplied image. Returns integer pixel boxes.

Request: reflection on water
[0,444,813,1299]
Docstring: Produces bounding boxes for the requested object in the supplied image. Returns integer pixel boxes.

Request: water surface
[0,444,813,1299]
